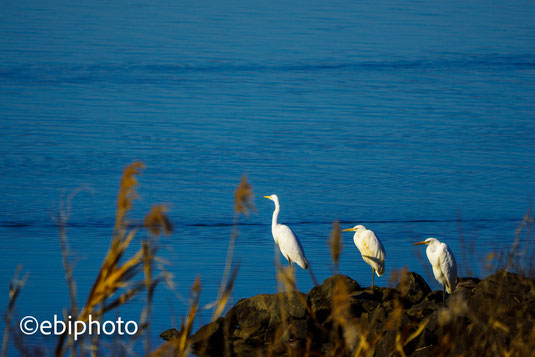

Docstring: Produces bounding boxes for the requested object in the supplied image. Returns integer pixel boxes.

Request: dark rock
[396,272,431,304]
[307,275,361,324]
[225,292,308,349]
[349,287,400,321]
[317,274,362,294]
[405,297,440,321]
[269,319,310,354]
[411,312,440,356]
[228,292,306,326]
[467,271,535,342]
[380,286,403,302]
[451,277,479,301]
[159,271,535,356]
[190,317,225,354]
[477,271,534,302]
[350,289,381,317]
[160,327,179,341]
[423,290,444,305]
[457,276,481,285]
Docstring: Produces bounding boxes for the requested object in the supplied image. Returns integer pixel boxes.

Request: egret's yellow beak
[264,195,271,199]
[413,241,427,245]
[342,228,356,232]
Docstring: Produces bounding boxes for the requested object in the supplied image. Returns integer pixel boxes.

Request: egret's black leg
[443,285,446,307]
[372,269,375,288]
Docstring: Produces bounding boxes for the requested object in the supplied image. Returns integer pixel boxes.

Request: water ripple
[1,54,534,85]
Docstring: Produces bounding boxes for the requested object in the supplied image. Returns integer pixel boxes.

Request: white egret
[414,237,457,306]
[264,194,309,270]
[342,225,386,287]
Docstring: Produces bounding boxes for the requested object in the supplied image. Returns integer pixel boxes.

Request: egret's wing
[439,243,458,293]
[357,230,386,276]
[275,224,308,269]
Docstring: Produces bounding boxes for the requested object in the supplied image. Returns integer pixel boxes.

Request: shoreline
[159,270,535,356]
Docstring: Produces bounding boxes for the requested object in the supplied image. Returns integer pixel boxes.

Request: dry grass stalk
[274,265,295,357]
[150,277,201,357]
[213,175,254,320]
[178,277,201,355]
[277,265,297,294]
[332,278,358,352]
[211,265,239,321]
[273,253,324,356]
[142,241,154,355]
[328,221,343,274]
[457,210,470,277]
[152,174,252,356]
[142,205,173,354]
[381,269,429,357]
[144,205,173,237]
[234,175,256,217]
[115,162,145,229]
[1,266,28,357]
[81,162,145,319]
[53,187,92,357]
[485,207,534,277]
[390,267,409,293]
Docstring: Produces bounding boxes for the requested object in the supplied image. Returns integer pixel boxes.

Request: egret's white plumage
[343,225,386,287]
[414,237,457,304]
[264,194,309,270]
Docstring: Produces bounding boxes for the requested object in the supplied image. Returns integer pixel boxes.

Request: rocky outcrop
[161,271,535,356]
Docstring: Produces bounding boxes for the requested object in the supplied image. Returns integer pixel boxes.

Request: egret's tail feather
[362,255,385,277]
[445,281,454,294]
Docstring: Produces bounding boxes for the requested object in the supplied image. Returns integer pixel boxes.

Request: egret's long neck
[272,201,280,229]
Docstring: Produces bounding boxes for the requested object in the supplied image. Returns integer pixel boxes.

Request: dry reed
[1,266,29,357]
[51,162,172,356]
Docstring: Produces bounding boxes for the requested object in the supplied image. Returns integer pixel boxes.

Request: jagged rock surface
[161,271,535,356]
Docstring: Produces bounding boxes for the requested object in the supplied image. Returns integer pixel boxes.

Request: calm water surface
[1,0,535,352]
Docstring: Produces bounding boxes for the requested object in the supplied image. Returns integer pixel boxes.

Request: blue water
[1,0,535,353]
